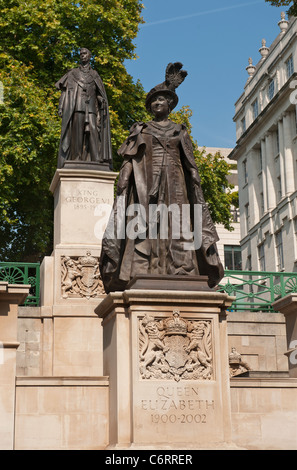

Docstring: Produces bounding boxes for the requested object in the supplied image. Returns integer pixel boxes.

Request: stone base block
[95,278,235,449]
[38,167,118,378]
[273,294,297,377]
[49,167,117,248]
[14,376,109,450]
[0,283,30,449]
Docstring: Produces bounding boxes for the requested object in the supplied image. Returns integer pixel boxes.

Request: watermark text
[94,199,203,251]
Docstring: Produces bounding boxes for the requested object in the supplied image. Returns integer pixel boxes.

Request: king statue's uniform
[55,54,112,169]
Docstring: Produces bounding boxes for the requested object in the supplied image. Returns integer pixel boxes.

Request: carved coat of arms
[139,310,213,381]
[61,252,105,299]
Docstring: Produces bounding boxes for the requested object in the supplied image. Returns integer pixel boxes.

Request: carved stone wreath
[139,310,213,381]
[61,252,105,299]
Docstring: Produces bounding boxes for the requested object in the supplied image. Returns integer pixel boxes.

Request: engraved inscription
[139,311,213,381]
[140,386,215,425]
[150,413,207,425]
[65,188,111,211]
[61,252,105,299]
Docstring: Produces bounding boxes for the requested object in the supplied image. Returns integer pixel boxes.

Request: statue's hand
[117,162,133,194]
[117,178,129,195]
[190,168,200,185]
[58,109,63,118]
[97,96,105,106]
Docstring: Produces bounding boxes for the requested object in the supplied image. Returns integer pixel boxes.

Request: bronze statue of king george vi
[55,48,112,169]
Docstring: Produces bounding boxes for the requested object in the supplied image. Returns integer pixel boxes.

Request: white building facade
[199,147,241,271]
[230,12,297,274]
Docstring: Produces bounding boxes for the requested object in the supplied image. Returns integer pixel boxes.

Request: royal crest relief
[61,252,105,299]
[139,310,213,381]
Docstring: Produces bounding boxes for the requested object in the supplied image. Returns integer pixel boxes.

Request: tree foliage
[265,0,297,16]
[0,0,146,261]
[0,0,236,262]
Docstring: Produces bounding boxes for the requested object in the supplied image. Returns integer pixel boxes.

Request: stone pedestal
[49,163,116,249]
[273,294,297,377]
[39,166,117,376]
[95,277,234,449]
[0,282,30,449]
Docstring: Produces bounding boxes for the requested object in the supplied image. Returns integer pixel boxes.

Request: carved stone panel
[61,252,105,299]
[139,310,213,381]
[229,347,251,377]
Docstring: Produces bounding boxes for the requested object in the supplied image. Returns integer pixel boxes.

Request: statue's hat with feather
[145,62,188,112]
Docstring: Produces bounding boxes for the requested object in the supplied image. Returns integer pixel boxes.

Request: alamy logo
[94,199,203,251]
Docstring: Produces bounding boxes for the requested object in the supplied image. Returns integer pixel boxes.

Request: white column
[265,132,277,210]
[261,138,268,213]
[278,119,286,199]
[283,112,295,194]
[247,149,259,226]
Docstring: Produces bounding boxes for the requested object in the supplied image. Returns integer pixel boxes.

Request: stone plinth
[95,277,235,449]
[39,166,117,377]
[49,165,117,248]
[0,282,30,449]
[44,165,117,307]
[273,294,297,377]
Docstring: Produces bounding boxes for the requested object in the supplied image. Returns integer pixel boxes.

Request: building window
[232,207,240,223]
[224,245,242,271]
[258,243,266,272]
[252,99,259,120]
[243,159,248,185]
[259,148,263,172]
[286,55,294,80]
[276,230,284,271]
[246,255,253,294]
[247,255,252,271]
[260,192,264,217]
[276,129,280,154]
[268,80,275,101]
[241,117,246,133]
[277,175,282,201]
[245,203,250,233]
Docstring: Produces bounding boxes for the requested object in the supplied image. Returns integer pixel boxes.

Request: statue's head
[145,62,187,114]
[80,48,92,65]
[146,87,177,115]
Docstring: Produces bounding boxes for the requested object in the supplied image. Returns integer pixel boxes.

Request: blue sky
[125,0,286,149]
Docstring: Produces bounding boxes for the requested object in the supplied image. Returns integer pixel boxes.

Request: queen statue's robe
[100,120,224,293]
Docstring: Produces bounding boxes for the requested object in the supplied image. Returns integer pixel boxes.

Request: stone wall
[0,283,30,449]
[14,377,109,450]
[17,307,43,376]
[227,311,288,372]
[231,377,297,450]
[10,301,293,450]
[16,306,289,377]
[16,306,103,377]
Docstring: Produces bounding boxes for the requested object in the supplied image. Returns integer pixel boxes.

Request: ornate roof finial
[278,11,289,34]
[259,38,269,60]
[246,57,256,80]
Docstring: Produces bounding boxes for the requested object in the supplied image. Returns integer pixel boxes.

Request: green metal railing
[218,270,297,312]
[0,262,40,306]
[1,263,297,312]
